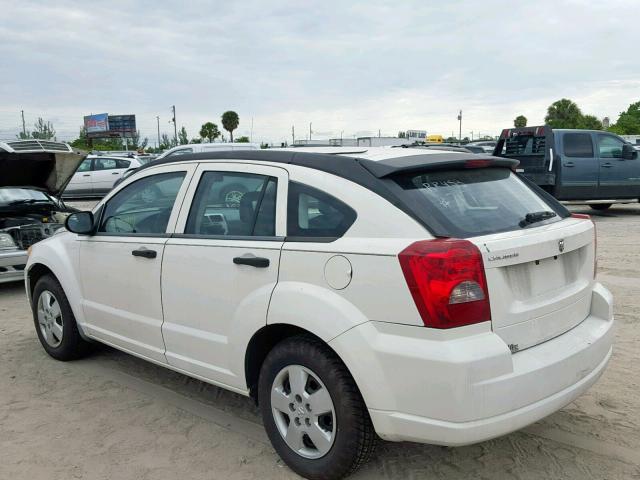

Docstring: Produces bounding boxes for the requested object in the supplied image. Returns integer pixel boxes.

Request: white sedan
[63,155,147,198]
[26,147,614,479]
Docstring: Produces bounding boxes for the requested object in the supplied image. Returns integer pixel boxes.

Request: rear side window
[391,168,562,238]
[563,133,593,158]
[185,171,277,237]
[287,182,356,239]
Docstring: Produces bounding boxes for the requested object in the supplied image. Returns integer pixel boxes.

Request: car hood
[0,148,87,197]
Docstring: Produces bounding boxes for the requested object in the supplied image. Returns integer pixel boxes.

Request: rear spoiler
[359,153,519,178]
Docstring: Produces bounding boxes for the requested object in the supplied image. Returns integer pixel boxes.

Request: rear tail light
[398,239,491,329]
[571,213,597,278]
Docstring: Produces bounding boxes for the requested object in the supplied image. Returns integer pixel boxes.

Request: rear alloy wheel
[590,203,612,211]
[270,365,336,459]
[259,336,376,480]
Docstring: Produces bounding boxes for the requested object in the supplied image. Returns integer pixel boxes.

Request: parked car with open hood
[0,140,84,283]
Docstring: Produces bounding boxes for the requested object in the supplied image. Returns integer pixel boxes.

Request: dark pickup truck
[493,126,640,210]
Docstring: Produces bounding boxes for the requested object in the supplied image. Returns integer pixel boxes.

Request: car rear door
[161,163,287,390]
[91,157,131,195]
[78,163,196,363]
[555,132,599,200]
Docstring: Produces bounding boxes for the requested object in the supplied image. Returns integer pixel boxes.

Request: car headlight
[0,232,18,250]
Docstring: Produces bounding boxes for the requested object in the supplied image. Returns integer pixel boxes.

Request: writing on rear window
[421,180,464,189]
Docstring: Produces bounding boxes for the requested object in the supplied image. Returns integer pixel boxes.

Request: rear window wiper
[519,210,557,227]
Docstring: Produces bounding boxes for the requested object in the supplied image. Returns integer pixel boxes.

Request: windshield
[0,188,52,206]
[391,168,564,238]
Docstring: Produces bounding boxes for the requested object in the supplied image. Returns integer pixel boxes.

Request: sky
[1,0,639,145]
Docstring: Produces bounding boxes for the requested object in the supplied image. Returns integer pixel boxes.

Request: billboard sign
[406,130,427,141]
[84,113,136,138]
[84,113,109,134]
[107,114,136,137]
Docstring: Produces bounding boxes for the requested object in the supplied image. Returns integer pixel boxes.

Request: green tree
[221,111,239,142]
[199,122,220,142]
[190,137,202,144]
[178,126,189,145]
[608,101,640,134]
[579,115,603,130]
[398,131,406,138]
[514,115,527,128]
[160,133,175,150]
[545,99,584,129]
[235,136,250,143]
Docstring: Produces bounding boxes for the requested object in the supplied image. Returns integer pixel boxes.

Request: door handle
[563,162,575,167]
[602,163,613,168]
[233,255,270,268]
[82,174,91,177]
[132,248,157,259]
[112,171,120,175]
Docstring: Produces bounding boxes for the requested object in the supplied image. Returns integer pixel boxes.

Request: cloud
[0,0,638,143]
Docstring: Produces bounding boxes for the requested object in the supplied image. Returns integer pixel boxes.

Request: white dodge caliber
[26,147,614,480]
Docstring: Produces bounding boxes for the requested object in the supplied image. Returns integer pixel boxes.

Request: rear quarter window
[287,182,356,240]
[390,168,565,238]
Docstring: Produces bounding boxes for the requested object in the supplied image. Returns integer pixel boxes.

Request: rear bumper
[330,283,614,446]
[0,250,28,284]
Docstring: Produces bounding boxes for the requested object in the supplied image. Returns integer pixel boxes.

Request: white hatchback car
[26,147,614,480]
[63,155,147,198]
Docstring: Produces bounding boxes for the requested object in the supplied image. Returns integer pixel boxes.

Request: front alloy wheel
[37,290,64,347]
[271,365,336,459]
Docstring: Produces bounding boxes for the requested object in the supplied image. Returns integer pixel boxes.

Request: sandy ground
[1,202,639,480]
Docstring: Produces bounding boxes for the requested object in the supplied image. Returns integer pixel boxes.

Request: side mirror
[65,211,95,235]
[622,144,637,160]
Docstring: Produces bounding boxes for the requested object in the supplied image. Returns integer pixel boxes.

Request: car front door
[64,157,93,196]
[91,157,132,195]
[596,133,639,198]
[556,132,598,200]
[161,163,287,389]
[78,164,196,363]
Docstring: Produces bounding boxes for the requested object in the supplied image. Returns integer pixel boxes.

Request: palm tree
[221,111,239,142]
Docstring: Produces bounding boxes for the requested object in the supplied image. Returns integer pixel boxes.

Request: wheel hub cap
[271,365,336,459]
[37,290,63,348]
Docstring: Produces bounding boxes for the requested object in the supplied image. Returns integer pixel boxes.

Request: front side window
[77,158,92,172]
[287,182,356,238]
[185,172,277,237]
[598,135,624,158]
[563,133,593,158]
[99,172,186,234]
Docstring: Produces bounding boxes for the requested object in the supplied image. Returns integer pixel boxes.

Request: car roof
[136,146,516,179]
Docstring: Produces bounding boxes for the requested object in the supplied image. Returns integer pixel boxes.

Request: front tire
[32,274,90,361]
[258,335,376,480]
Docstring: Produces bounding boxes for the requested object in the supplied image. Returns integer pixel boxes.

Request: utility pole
[378,129,381,138]
[458,110,462,143]
[156,116,161,149]
[250,117,254,143]
[292,125,295,145]
[470,131,474,141]
[309,122,312,141]
[340,130,344,145]
[21,110,26,137]
[171,105,177,145]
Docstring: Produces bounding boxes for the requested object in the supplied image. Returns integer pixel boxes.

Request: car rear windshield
[391,168,564,238]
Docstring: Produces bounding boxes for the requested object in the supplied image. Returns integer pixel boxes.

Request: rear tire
[590,203,612,211]
[258,335,376,480]
[32,274,90,361]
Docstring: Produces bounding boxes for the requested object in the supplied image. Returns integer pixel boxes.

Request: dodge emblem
[558,239,565,253]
